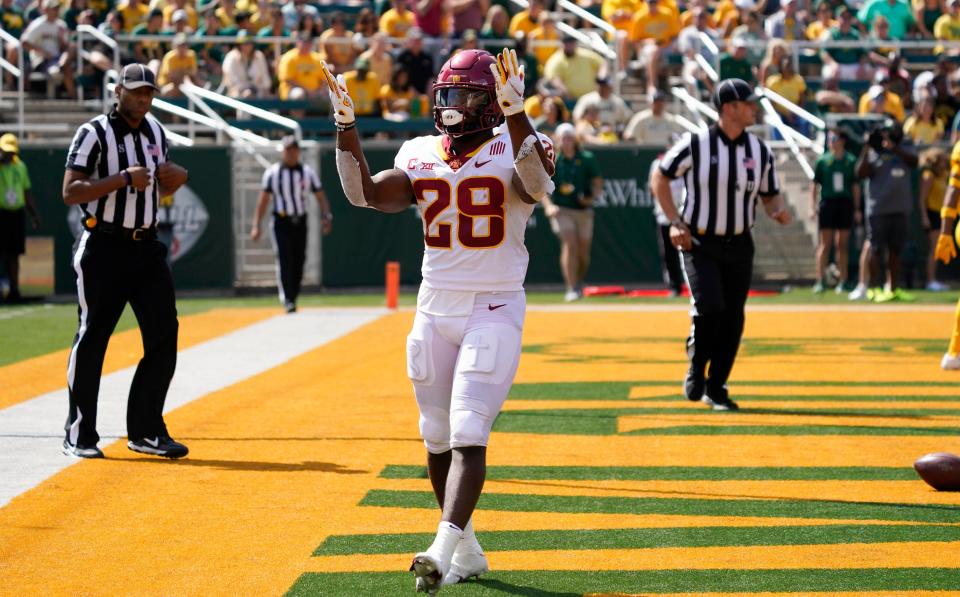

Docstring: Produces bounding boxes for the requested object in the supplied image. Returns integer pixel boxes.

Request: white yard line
[0,308,386,509]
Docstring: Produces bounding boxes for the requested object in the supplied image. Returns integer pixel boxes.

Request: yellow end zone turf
[1,308,959,594]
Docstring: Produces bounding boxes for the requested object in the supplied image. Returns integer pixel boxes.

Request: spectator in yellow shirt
[528,12,561,68]
[806,1,836,40]
[680,0,717,28]
[157,33,198,96]
[320,11,356,73]
[859,83,906,122]
[543,36,605,99]
[508,0,543,37]
[162,0,196,30]
[631,0,682,98]
[343,56,381,116]
[764,56,808,134]
[934,0,960,55]
[278,32,326,101]
[380,0,415,38]
[116,0,148,31]
[381,64,428,119]
[602,0,641,34]
[904,96,946,143]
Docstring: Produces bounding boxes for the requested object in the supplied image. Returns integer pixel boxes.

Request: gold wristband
[942,206,958,220]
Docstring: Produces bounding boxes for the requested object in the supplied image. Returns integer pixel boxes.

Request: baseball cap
[555,122,576,139]
[713,78,759,107]
[731,36,748,49]
[43,0,60,10]
[119,63,159,91]
[734,0,755,9]
[0,133,18,154]
[407,26,423,39]
[171,8,188,22]
[281,134,299,149]
[354,56,370,70]
[562,33,577,43]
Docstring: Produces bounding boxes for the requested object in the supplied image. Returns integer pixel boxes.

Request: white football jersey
[395,130,555,292]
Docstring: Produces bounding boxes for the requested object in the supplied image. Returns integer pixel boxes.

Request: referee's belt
[83,218,157,241]
[693,229,748,242]
[275,213,305,224]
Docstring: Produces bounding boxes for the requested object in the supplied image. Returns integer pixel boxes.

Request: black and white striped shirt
[65,108,168,230]
[261,162,322,217]
[659,125,780,236]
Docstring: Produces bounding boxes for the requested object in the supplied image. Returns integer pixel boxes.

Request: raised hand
[320,61,355,126]
[489,48,525,117]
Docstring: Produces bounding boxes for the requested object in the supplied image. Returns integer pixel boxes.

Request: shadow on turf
[469,578,580,596]
[120,457,367,474]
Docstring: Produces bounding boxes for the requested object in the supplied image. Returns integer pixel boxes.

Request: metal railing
[179,81,302,140]
[758,95,815,179]
[0,28,24,138]
[75,25,121,103]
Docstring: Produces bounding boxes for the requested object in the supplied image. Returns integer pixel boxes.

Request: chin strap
[336,149,368,207]
[513,133,554,201]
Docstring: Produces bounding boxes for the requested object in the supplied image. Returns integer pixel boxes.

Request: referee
[250,135,332,313]
[61,64,190,458]
[651,78,792,411]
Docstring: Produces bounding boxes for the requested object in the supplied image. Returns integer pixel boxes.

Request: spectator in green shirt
[718,38,755,85]
[821,6,868,80]
[858,0,915,39]
[811,128,861,293]
[541,123,603,302]
[0,134,40,304]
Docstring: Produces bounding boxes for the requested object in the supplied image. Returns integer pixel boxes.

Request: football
[914,452,960,491]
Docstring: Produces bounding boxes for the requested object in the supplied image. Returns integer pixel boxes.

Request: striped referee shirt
[659,125,780,236]
[261,162,322,217]
[65,107,168,230]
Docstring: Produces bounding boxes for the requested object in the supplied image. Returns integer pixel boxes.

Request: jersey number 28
[413,176,505,249]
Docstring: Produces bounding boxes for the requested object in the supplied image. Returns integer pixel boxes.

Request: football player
[934,140,960,371]
[320,48,555,594]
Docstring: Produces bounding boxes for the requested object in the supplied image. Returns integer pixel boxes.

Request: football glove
[935,233,957,265]
[320,61,355,126]
[489,48,525,117]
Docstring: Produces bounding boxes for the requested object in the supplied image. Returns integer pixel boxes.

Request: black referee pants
[682,233,754,395]
[65,231,178,446]
[272,216,308,305]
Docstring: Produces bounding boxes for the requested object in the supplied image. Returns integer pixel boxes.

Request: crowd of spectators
[2,0,960,145]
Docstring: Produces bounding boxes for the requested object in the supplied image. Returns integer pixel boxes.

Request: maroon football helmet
[433,49,503,137]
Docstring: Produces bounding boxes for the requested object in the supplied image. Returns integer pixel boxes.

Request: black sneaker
[684,368,705,402]
[284,301,297,314]
[701,386,739,411]
[62,439,104,458]
[128,436,189,459]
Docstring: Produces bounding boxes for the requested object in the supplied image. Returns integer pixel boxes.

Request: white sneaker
[563,289,580,302]
[927,280,949,291]
[942,353,960,371]
[848,284,868,301]
[411,553,444,595]
[442,549,489,585]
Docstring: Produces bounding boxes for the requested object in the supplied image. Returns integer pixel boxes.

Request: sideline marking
[0,308,386,508]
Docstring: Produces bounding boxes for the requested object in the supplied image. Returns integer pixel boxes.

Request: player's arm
[935,149,960,264]
[321,61,414,214]
[490,49,555,205]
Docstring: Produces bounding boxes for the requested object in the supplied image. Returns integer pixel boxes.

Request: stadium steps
[0,98,104,144]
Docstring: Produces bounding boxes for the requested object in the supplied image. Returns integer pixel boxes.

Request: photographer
[849,122,918,302]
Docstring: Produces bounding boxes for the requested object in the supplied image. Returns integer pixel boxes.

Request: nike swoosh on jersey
[475,159,492,168]
[488,304,506,310]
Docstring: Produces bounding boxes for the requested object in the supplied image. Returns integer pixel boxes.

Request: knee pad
[457,325,521,385]
[449,401,493,449]
[419,404,451,454]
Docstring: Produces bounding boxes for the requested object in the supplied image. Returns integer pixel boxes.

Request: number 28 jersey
[395,130,554,292]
